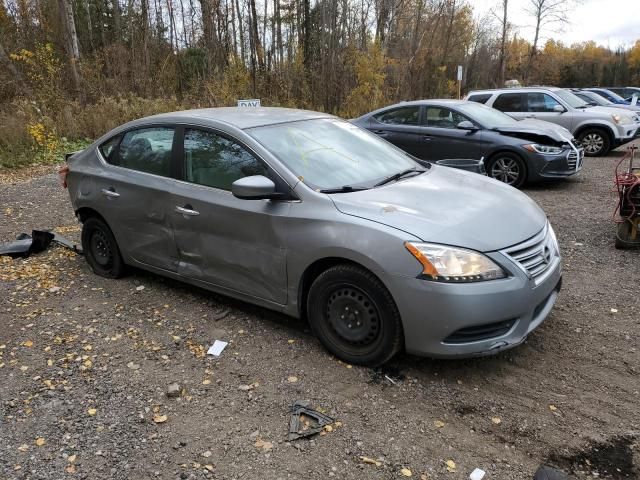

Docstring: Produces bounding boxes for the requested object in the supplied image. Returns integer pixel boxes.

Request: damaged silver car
[63,108,562,366]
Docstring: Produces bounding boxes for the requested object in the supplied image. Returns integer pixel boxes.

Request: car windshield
[248,118,419,190]
[579,92,611,105]
[599,90,628,103]
[555,89,589,108]
[455,102,518,128]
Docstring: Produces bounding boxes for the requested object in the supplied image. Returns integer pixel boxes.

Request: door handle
[373,130,388,135]
[175,205,200,216]
[101,188,120,198]
[422,136,433,141]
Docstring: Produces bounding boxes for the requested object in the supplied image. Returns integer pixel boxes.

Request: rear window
[493,93,524,112]
[111,127,175,177]
[373,106,421,125]
[467,94,491,104]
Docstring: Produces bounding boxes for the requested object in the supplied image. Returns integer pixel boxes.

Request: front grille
[443,319,516,344]
[567,142,584,170]
[503,226,559,283]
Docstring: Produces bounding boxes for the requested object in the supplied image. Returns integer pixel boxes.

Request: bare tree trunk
[235,0,246,62]
[58,0,81,92]
[249,0,264,70]
[497,0,508,86]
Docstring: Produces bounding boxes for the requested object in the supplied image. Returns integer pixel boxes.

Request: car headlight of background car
[404,242,506,282]
[523,144,564,155]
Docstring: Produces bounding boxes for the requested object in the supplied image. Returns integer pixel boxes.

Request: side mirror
[457,120,478,131]
[553,104,566,113]
[232,175,278,200]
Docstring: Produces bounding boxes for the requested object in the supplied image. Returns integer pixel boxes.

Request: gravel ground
[1,148,639,480]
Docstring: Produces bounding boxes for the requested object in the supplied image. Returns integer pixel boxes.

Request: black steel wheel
[307,264,403,366]
[81,217,126,278]
[487,152,527,188]
[578,128,611,157]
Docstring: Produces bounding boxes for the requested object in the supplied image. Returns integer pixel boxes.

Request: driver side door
[421,106,483,160]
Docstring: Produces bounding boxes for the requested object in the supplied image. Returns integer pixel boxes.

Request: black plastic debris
[534,465,573,480]
[288,400,334,441]
[0,230,82,258]
[368,365,405,386]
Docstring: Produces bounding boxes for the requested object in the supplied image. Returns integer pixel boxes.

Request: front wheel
[306,264,403,367]
[81,217,126,278]
[486,153,527,188]
[578,128,611,156]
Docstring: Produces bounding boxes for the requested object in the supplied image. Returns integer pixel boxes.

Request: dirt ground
[1,148,639,480]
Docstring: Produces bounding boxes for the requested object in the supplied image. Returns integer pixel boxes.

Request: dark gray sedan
[63,108,561,366]
[352,100,584,188]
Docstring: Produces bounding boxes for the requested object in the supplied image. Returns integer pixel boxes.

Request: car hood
[330,166,547,252]
[494,119,574,143]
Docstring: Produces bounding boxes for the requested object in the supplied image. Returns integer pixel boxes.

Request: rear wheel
[81,217,126,278]
[486,152,527,188]
[615,219,637,249]
[578,128,611,156]
[307,264,403,367]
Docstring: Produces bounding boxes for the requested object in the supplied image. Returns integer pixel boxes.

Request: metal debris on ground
[0,229,82,257]
[288,400,335,441]
[368,365,405,385]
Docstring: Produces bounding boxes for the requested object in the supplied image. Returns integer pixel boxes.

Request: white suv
[465,87,640,156]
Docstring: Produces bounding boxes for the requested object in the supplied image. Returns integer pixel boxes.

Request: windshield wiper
[319,185,369,194]
[374,167,426,187]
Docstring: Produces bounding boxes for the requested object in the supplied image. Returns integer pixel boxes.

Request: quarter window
[493,93,524,112]
[373,106,421,125]
[184,129,268,191]
[526,93,561,112]
[99,135,121,163]
[115,127,174,177]
[425,107,468,129]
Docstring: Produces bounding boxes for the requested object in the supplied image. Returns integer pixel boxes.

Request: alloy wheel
[490,157,521,185]
[581,133,604,155]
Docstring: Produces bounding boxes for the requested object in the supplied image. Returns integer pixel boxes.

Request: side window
[493,93,523,112]
[373,106,420,125]
[527,93,561,112]
[116,127,174,177]
[184,129,268,191]
[425,107,468,129]
[467,94,491,104]
[99,135,121,163]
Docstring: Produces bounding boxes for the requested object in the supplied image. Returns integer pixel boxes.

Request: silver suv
[465,87,640,156]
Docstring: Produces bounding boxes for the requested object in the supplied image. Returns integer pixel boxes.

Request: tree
[58,0,81,91]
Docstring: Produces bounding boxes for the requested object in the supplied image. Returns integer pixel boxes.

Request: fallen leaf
[287,376,298,383]
[17,444,29,452]
[68,454,77,463]
[401,467,413,476]
[323,425,333,433]
[549,405,557,411]
[491,417,501,425]
[35,437,46,446]
[65,464,76,473]
[87,408,97,416]
[202,379,211,385]
[434,420,445,428]
[204,465,214,472]
[22,340,33,347]
[254,438,273,451]
[445,459,456,472]
[153,414,168,424]
[287,339,295,344]
[610,308,618,314]
[360,456,382,467]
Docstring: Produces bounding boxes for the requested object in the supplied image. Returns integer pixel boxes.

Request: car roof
[468,86,562,94]
[127,107,335,130]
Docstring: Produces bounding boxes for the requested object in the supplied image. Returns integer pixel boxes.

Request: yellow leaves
[18,444,29,452]
[491,417,502,425]
[434,420,445,429]
[65,464,77,473]
[287,339,296,344]
[287,376,298,383]
[35,437,46,446]
[87,408,97,416]
[549,404,558,411]
[22,340,33,347]
[186,339,205,358]
[445,460,456,472]
[400,467,413,476]
[68,454,77,463]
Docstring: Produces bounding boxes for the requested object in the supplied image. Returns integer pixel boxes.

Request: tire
[486,152,527,188]
[81,217,126,278]
[306,264,403,367]
[578,128,611,157]
[615,220,634,249]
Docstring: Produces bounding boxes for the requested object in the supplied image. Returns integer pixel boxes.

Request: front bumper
[384,248,562,358]
[525,146,584,181]
[614,122,639,145]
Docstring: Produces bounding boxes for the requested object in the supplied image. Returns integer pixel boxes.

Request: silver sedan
[63,107,562,366]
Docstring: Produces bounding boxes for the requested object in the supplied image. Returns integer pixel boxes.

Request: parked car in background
[352,100,583,188]
[607,87,640,103]
[62,107,563,366]
[584,88,633,105]
[568,89,640,113]
[466,87,640,156]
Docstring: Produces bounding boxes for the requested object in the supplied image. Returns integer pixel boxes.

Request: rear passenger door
[95,126,180,272]
[169,127,290,304]
[421,106,483,160]
[368,106,428,159]
[491,92,526,120]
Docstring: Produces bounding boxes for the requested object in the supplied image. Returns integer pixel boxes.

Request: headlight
[523,144,563,155]
[404,242,506,282]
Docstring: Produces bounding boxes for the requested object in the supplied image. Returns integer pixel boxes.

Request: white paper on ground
[207,340,228,356]
[469,468,486,480]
